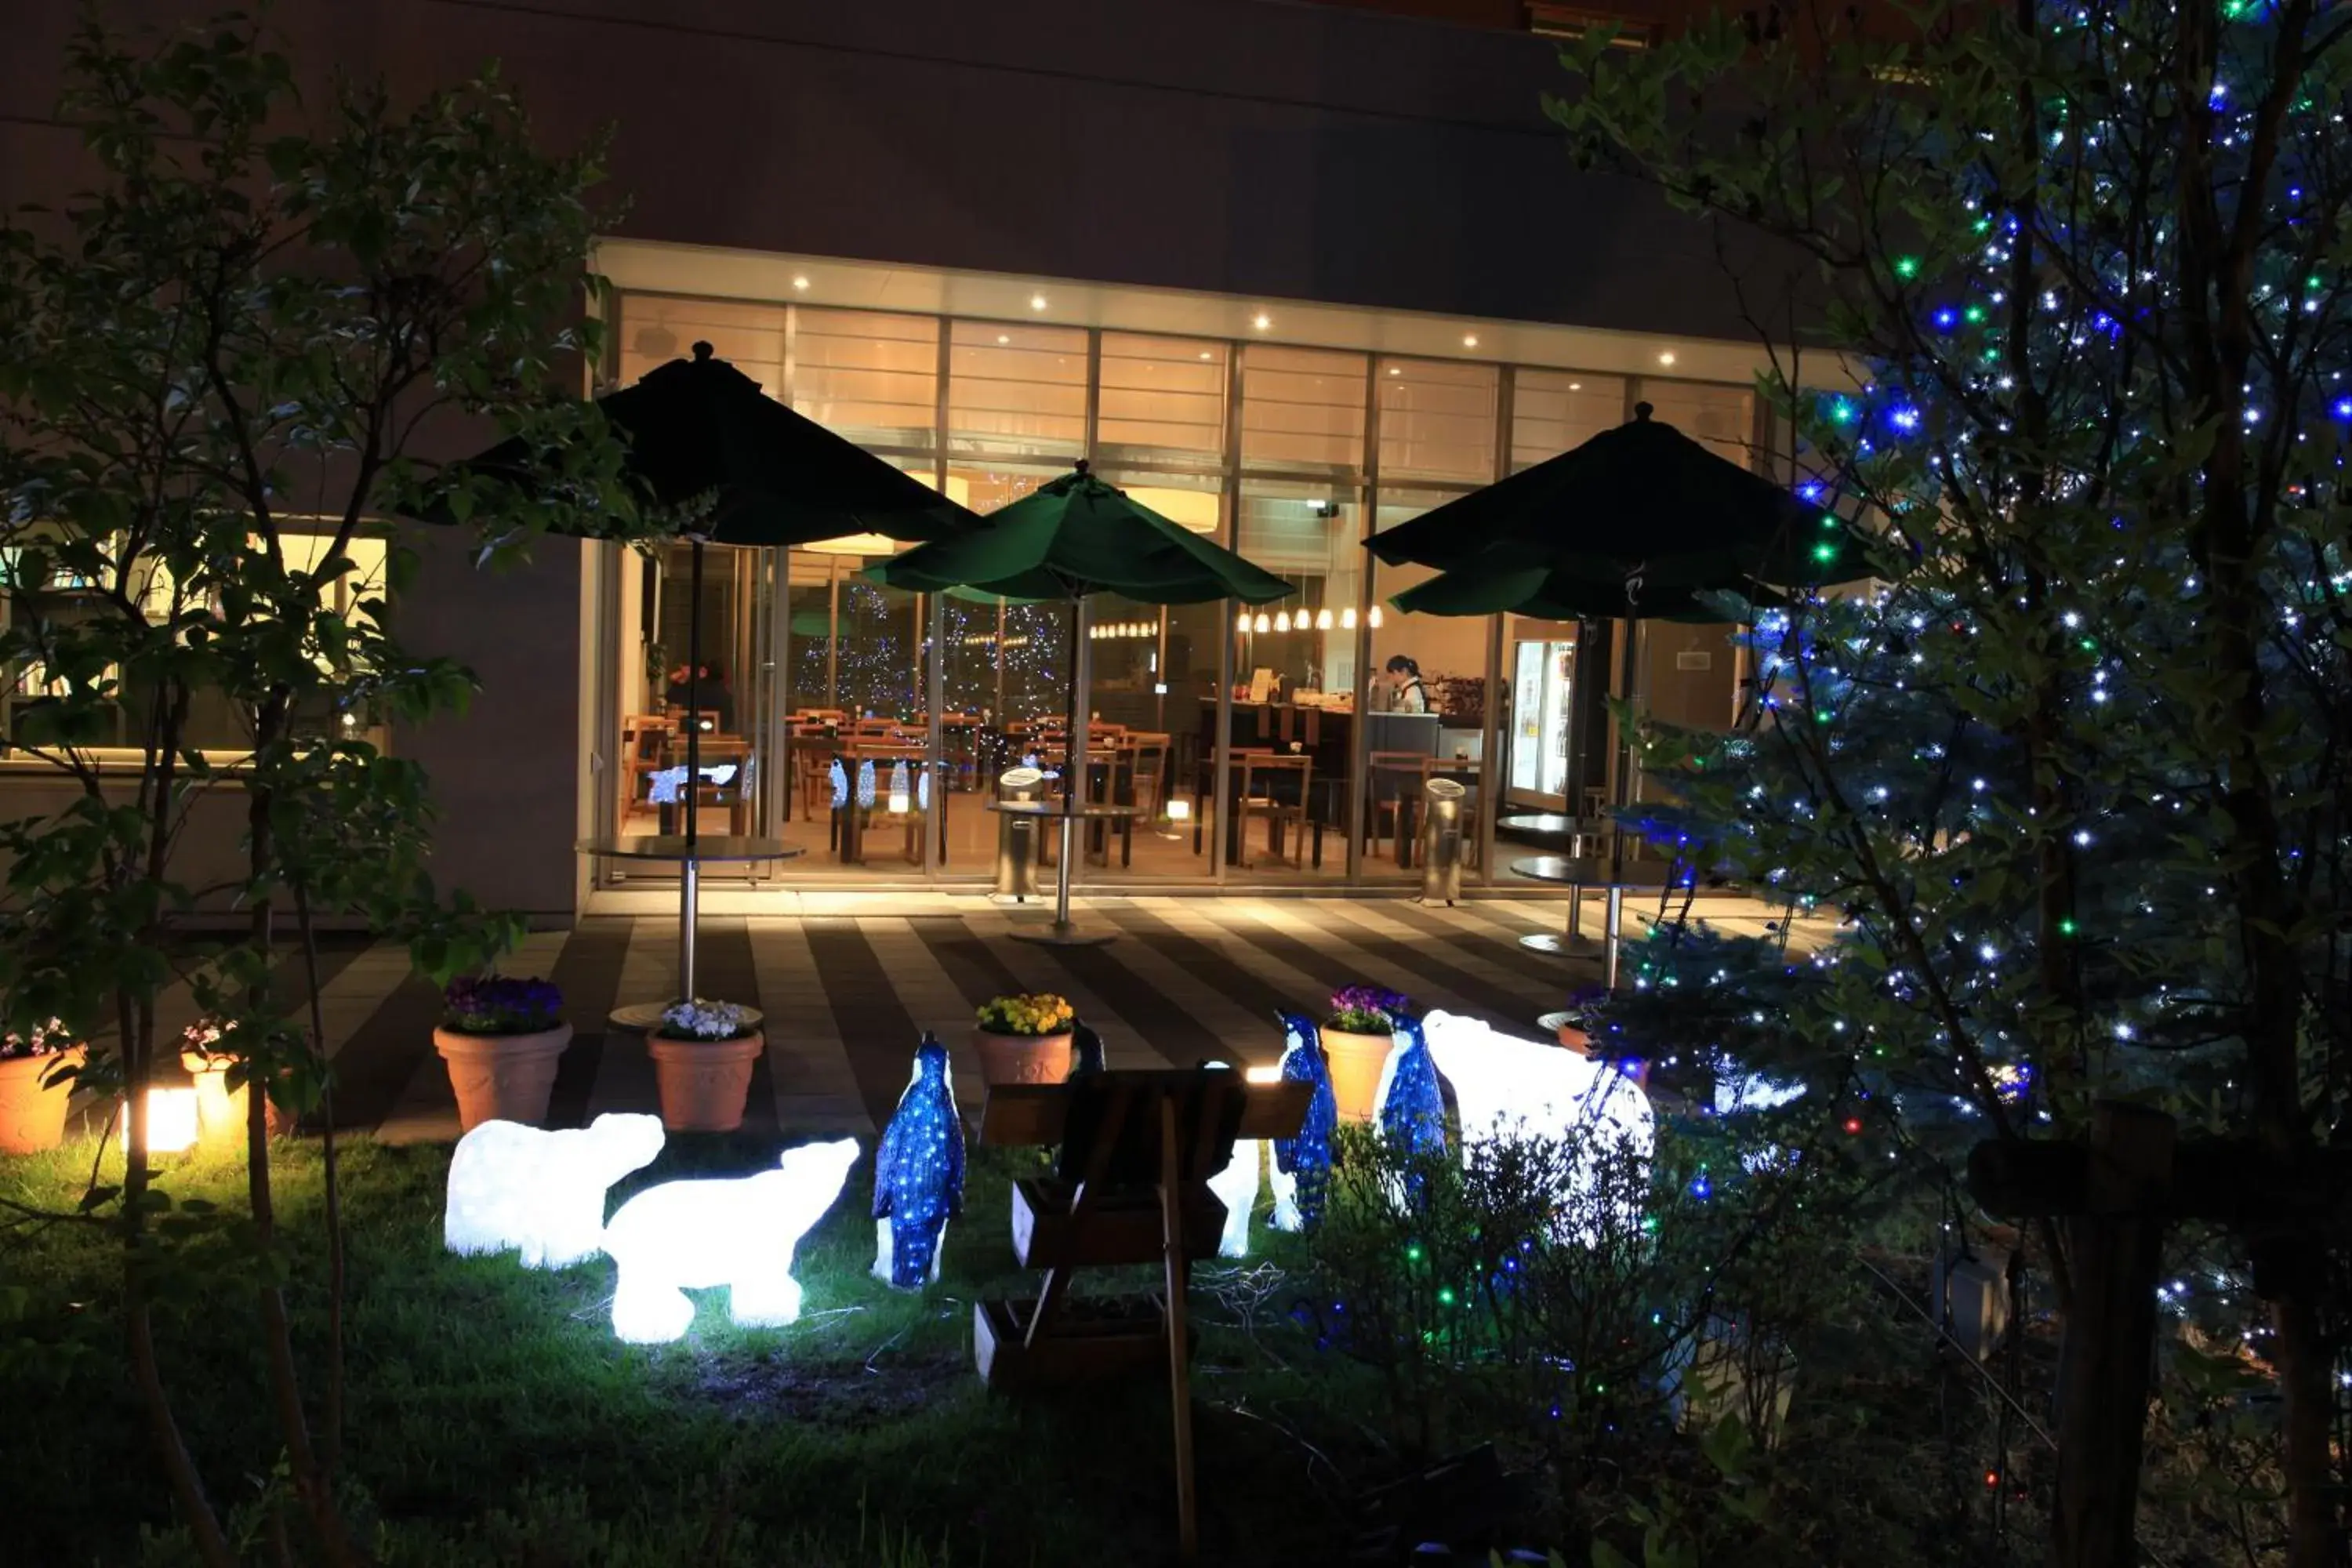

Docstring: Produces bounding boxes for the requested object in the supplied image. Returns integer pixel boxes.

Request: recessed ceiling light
[1198,350,1213,361]
[1252,313,1272,331]
[791,275,810,291]
[1388,365,1401,376]
[1462,334,1479,348]
[1657,351,1677,366]
[1569,381,1583,390]
[996,333,1010,344]
[1029,294,1048,310]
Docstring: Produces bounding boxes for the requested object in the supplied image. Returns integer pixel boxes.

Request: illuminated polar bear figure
[444,1113,666,1270]
[1196,1062,1262,1259]
[604,1137,861,1344]
[1421,1011,1654,1238]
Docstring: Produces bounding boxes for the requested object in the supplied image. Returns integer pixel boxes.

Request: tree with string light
[1549,2,2352,1560]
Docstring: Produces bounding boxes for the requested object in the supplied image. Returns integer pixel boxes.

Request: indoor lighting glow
[1462,335,1479,348]
[125,1087,199,1156]
[792,275,810,291]
[1029,294,1047,310]
[1569,381,1583,391]
[605,1138,861,1343]
[804,532,902,557]
[1252,313,1272,330]
[1367,605,1384,628]
[1167,797,1192,822]
[1388,366,1402,376]
[1657,351,1677,366]
[444,1113,666,1269]
[1316,608,1334,630]
[1199,350,1213,361]
[1236,608,1250,633]
[1275,611,1291,633]
[996,333,1010,344]
[1341,606,1358,630]
[1254,612,1271,633]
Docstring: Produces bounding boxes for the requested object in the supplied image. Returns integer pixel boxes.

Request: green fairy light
[1965,304,1987,324]
[1436,1287,1457,1307]
[2078,636,2096,652]
[1893,255,1921,280]
[1819,513,1840,529]
[1406,1243,1424,1263]
[1813,541,1841,563]
[2058,917,2078,937]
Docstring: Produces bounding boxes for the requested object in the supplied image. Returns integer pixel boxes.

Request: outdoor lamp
[125,1087,199,1156]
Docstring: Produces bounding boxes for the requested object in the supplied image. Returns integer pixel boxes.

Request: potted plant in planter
[0,1018,82,1155]
[972,993,1076,1086]
[1320,985,1411,1123]
[647,998,763,1132]
[434,977,570,1133]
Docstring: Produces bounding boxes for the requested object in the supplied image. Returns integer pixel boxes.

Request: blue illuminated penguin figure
[1375,1012,1448,1208]
[1267,1011,1338,1232]
[871,1032,964,1290]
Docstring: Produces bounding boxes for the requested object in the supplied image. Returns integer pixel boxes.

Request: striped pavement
[143,895,1834,1144]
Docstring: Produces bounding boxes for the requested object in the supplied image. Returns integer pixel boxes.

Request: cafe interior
[594,289,1757,892]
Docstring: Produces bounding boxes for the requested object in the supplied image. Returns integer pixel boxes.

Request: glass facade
[598,291,1759,887]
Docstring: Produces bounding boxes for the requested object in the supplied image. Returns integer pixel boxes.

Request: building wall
[0,0,1801,918]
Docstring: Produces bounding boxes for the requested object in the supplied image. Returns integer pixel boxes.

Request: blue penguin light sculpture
[1376,1013,1447,1207]
[871,1032,964,1290]
[1268,1010,1338,1232]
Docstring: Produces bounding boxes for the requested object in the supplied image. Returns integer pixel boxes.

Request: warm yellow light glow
[1657,351,1677,366]
[1388,366,1401,376]
[1341,606,1358,630]
[1167,798,1192,822]
[1254,612,1271,633]
[803,532,902,557]
[1275,611,1291,633]
[1198,350,1213,361]
[792,275,811,291]
[1569,381,1583,391]
[1243,1064,1282,1085]
[1030,294,1048,311]
[1252,313,1272,331]
[1368,605,1385,628]
[1236,608,1250,633]
[996,333,1010,344]
[125,1087,199,1155]
[1462,335,1479,348]
[1316,608,1334,630]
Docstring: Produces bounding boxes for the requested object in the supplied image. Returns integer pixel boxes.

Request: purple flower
[1325,984,1412,1032]
[0,1018,72,1059]
[442,975,564,1036]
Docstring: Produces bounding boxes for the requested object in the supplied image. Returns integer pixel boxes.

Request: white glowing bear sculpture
[603,1137,861,1345]
[1421,1011,1655,1237]
[444,1113,666,1270]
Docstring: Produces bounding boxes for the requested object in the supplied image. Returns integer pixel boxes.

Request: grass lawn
[1,1129,1388,1566]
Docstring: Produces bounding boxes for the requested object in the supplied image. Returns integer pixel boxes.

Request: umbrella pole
[1018,592,1115,946]
[1604,613,1643,991]
[680,535,705,1006]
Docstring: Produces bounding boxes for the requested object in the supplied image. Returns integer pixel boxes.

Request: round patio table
[987,800,1143,946]
[578,835,804,1030]
[1511,853,1675,989]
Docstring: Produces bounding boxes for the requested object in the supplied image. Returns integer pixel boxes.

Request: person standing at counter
[1383,655,1431,714]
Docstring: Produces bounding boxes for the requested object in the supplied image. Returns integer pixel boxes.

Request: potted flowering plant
[434,976,570,1132]
[1320,984,1411,1123]
[972,993,1076,1086]
[647,998,763,1132]
[0,1018,82,1155]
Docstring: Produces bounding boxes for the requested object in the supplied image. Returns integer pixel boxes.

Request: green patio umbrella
[866,461,1291,943]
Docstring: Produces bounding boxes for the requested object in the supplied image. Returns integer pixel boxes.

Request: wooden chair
[1363,750,1432,859]
[1123,731,1172,823]
[619,714,675,823]
[1236,752,1312,869]
[975,1069,1313,1561]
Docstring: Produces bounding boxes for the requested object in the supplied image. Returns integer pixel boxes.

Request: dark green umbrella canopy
[864,463,1291,605]
[1365,401,1868,590]
[1392,565,1788,624]
[446,341,978,546]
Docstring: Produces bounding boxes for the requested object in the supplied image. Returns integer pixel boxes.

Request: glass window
[939,463,1068,726]
[1096,335,1228,469]
[619,296,785,394]
[947,321,1087,461]
[790,308,939,452]
[1377,359,1498,485]
[1367,489,1494,880]
[1638,380,1756,466]
[1240,346,1367,477]
[1511,369,1627,471]
[1236,481,1360,698]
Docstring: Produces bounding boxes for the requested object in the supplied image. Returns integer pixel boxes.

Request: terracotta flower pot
[972,1029,1073,1087]
[1319,1029,1392,1123]
[0,1048,83,1155]
[181,1052,300,1139]
[648,1029,764,1132]
[434,1024,574,1134]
